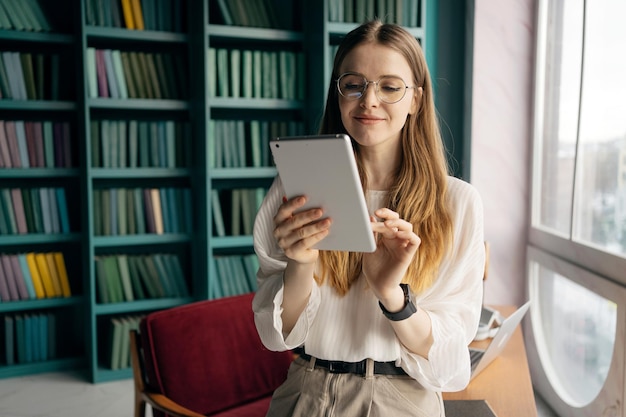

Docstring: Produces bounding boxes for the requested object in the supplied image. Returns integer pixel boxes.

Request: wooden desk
[442,305,537,417]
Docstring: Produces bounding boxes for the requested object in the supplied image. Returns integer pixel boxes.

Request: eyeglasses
[336,72,415,104]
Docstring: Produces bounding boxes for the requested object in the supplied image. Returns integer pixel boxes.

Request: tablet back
[269,134,376,252]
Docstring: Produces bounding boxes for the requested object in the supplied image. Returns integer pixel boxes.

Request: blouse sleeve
[399,179,485,391]
[251,176,321,351]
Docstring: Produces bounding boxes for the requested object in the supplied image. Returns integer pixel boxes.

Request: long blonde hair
[317,20,453,295]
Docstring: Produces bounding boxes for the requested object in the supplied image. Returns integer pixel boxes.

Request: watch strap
[379,283,417,321]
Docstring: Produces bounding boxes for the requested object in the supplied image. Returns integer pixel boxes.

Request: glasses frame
[335,72,416,104]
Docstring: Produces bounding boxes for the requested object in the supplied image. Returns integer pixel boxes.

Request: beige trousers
[266,356,445,417]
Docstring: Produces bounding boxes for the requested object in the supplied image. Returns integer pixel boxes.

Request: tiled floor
[0,371,560,417]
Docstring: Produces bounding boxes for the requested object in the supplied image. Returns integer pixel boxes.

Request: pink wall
[471,0,535,305]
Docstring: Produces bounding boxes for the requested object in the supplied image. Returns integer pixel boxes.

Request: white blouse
[252,175,485,392]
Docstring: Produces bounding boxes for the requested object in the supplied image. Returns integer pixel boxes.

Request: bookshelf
[0,0,440,383]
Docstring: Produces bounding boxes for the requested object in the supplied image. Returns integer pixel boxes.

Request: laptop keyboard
[469,348,484,371]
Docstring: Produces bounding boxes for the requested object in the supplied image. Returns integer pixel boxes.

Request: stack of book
[211,188,266,237]
[0,187,70,235]
[90,119,189,168]
[328,0,421,27]
[94,253,188,303]
[0,120,72,168]
[211,254,259,298]
[105,314,144,370]
[2,312,56,366]
[0,52,60,101]
[0,252,72,301]
[209,119,302,169]
[214,0,282,29]
[0,0,51,32]
[93,187,192,236]
[86,48,185,100]
[209,48,305,100]
[85,0,184,32]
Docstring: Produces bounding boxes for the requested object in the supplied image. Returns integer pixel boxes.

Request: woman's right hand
[272,195,331,265]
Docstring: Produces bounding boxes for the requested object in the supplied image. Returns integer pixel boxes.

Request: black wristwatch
[379,283,417,321]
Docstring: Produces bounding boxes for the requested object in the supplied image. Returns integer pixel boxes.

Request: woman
[253,19,485,416]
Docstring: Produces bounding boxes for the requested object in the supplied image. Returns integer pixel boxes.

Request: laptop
[469,301,531,380]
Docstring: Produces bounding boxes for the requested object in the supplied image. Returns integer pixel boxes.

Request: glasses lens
[338,74,366,99]
[377,76,407,103]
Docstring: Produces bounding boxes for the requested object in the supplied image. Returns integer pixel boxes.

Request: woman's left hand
[363,208,421,299]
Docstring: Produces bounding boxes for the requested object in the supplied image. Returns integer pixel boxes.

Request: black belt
[295,348,407,376]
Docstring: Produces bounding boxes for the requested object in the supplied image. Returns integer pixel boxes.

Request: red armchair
[130,293,293,417]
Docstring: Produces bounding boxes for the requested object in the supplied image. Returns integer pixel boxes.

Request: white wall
[471,0,535,305]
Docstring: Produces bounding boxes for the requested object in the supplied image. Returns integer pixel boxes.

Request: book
[10,188,28,234]
[20,189,34,233]
[134,255,160,298]
[47,187,60,233]
[111,50,128,99]
[109,318,124,369]
[45,252,64,296]
[4,316,14,365]
[32,121,45,167]
[142,255,165,297]
[103,49,119,99]
[130,0,145,30]
[86,47,98,98]
[25,253,45,298]
[120,0,135,29]
[116,255,134,302]
[150,188,164,234]
[0,121,12,168]
[8,254,29,300]
[20,53,37,99]
[0,254,13,301]
[55,188,70,233]
[95,49,109,98]
[211,189,225,237]
[103,255,124,303]
[34,252,57,297]
[94,257,109,303]
[53,252,71,297]
[120,52,137,99]
[0,254,19,300]
[14,121,29,168]
[126,255,146,300]
[17,253,37,299]
[42,121,54,168]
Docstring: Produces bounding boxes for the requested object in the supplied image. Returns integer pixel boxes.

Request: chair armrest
[142,392,206,417]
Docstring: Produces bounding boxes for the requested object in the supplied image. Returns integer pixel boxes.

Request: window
[530,0,626,415]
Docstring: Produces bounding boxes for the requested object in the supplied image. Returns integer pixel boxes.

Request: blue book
[47,187,60,233]
[14,121,29,168]
[30,314,40,362]
[166,187,179,234]
[24,314,33,362]
[47,313,56,358]
[39,313,48,360]
[55,188,70,233]
[17,254,37,299]
[159,188,170,233]
[4,316,14,365]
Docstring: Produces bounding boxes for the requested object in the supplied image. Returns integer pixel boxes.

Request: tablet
[269,134,376,252]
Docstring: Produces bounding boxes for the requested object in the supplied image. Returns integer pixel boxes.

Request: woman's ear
[409,86,423,115]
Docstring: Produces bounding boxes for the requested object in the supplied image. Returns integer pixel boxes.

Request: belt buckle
[328,361,349,373]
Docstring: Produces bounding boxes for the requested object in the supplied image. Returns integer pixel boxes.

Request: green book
[117,187,127,235]
[134,255,160,298]
[14,314,25,364]
[118,316,131,369]
[90,120,99,167]
[144,53,162,99]
[3,0,26,30]
[152,254,175,297]
[216,48,229,97]
[132,188,145,234]
[103,255,123,303]
[86,47,98,98]
[207,47,216,97]
[230,48,241,98]
[1,188,17,234]
[137,121,149,167]
[120,52,137,99]
[21,188,35,233]
[126,256,146,300]
[29,188,43,233]
[164,254,188,297]
[0,0,12,30]
[43,121,54,168]
[126,188,136,234]
[128,52,147,99]
[100,188,111,236]
[109,318,123,370]
[111,50,128,99]
[118,120,127,168]
[153,53,172,99]
[0,53,12,99]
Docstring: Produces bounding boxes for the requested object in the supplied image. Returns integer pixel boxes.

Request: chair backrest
[139,292,293,416]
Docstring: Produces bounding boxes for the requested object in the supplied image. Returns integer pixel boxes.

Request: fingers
[273,195,332,253]
[371,208,420,247]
